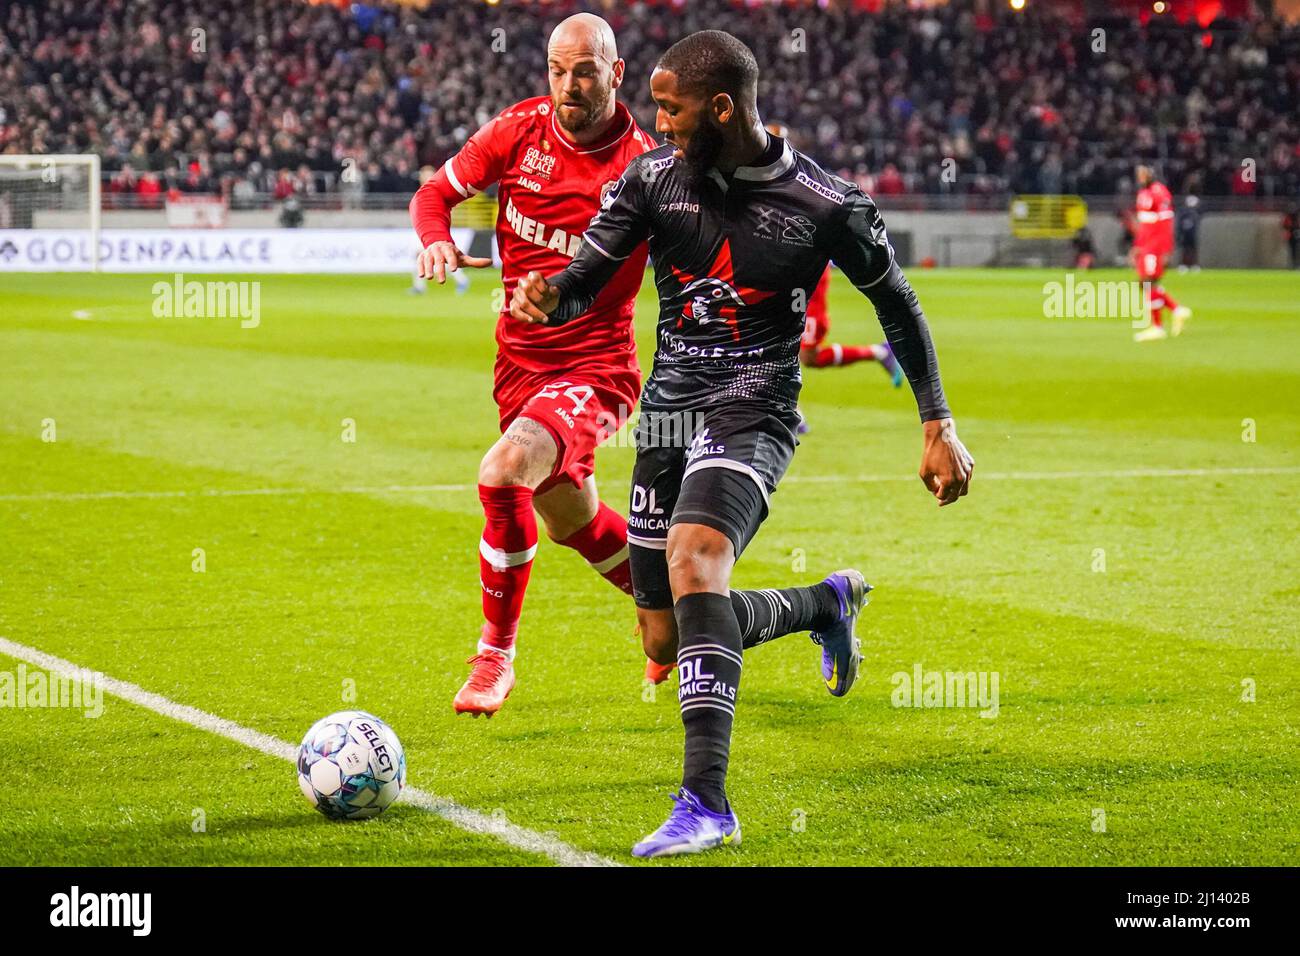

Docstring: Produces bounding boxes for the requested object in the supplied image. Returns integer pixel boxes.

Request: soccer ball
[296,710,407,820]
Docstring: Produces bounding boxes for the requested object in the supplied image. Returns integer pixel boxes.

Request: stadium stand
[2,0,1297,206]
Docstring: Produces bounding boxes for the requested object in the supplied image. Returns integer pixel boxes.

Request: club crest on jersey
[671,238,777,342]
[684,278,744,325]
[520,146,557,179]
[781,214,816,246]
[599,179,620,209]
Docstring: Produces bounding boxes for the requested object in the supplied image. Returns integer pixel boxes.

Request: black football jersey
[549,135,949,421]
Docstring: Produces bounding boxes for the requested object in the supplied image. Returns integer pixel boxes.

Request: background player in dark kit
[511,31,974,858]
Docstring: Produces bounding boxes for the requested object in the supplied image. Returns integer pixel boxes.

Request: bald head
[548,12,618,64]
[546,13,624,140]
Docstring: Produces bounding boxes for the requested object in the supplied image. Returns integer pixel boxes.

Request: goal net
[0,155,102,271]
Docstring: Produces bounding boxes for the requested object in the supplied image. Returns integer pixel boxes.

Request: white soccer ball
[296,710,407,820]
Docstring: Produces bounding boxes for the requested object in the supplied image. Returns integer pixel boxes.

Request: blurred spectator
[273,170,297,202]
[1071,227,1095,270]
[1177,196,1202,272]
[279,195,304,229]
[107,165,137,208]
[1284,204,1300,269]
[136,172,162,209]
[1116,206,1136,264]
[873,164,906,196]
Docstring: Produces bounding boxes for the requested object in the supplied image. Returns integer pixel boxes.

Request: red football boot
[644,658,676,685]
[453,649,515,717]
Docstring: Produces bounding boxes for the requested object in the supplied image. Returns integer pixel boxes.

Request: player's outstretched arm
[919,417,974,507]
[508,160,654,327]
[509,271,561,323]
[866,265,973,506]
[409,172,493,284]
[507,238,623,326]
[830,191,973,505]
[416,241,492,284]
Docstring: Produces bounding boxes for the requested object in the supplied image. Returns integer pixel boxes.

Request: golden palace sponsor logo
[519,146,557,178]
[504,197,581,258]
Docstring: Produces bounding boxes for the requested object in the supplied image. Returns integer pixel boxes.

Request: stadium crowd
[1,0,1298,202]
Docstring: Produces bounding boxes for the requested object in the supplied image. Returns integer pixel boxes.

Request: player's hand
[416,241,491,284]
[509,271,560,324]
[919,417,974,507]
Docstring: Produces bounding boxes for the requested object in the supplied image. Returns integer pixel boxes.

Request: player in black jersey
[511,30,974,858]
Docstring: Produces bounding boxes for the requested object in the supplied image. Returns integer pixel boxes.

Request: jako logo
[50,886,151,936]
[151,273,261,328]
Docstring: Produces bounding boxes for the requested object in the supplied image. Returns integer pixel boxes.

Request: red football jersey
[1135,181,1175,255]
[800,266,832,350]
[436,97,652,374]
[807,266,832,322]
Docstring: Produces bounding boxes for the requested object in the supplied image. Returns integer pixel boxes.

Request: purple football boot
[631,788,742,859]
[880,343,903,388]
[810,569,872,697]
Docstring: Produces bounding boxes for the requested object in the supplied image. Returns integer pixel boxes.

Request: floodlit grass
[1,267,1296,865]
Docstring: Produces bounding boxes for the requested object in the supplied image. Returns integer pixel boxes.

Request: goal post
[0,154,102,271]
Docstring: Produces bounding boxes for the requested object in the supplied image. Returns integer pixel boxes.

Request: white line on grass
[0,636,621,868]
[1,465,1297,503]
[789,465,1300,484]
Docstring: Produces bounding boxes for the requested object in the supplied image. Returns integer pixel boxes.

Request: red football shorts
[801,312,829,351]
[493,357,641,494]
[801,268,833,350]
[1135,248,1165,281]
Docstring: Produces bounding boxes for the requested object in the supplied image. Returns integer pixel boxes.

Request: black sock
[674,592,743,814]
[731,583,840,649]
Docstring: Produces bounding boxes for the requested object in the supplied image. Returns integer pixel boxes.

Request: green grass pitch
[1,266,1297,866]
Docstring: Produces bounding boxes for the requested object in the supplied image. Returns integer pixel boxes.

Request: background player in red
[409,13,653,716]
[798,267,902,414]
[763,124,901,435]
[1132,164,1192,342]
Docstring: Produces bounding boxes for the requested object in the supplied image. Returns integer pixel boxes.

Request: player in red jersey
[1131,165,1191,342]
[798,268,902,410]
[409,13,653,716]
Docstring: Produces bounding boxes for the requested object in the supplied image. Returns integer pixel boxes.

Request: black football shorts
[627,403,800,609]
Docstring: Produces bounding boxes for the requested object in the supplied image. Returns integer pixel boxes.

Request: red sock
[477,484,537,655]
[1158,287,1179,311]
[1144,286,1165,327]
[809,343,879,368]
[555,501,633,595]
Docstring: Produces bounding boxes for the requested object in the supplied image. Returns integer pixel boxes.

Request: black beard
[678,120,724,187]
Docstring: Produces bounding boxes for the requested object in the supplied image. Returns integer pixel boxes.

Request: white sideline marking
[0,484,471,502]
[1,466,1297,503]
[0,636,621,868]
[789,465,1300,485]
